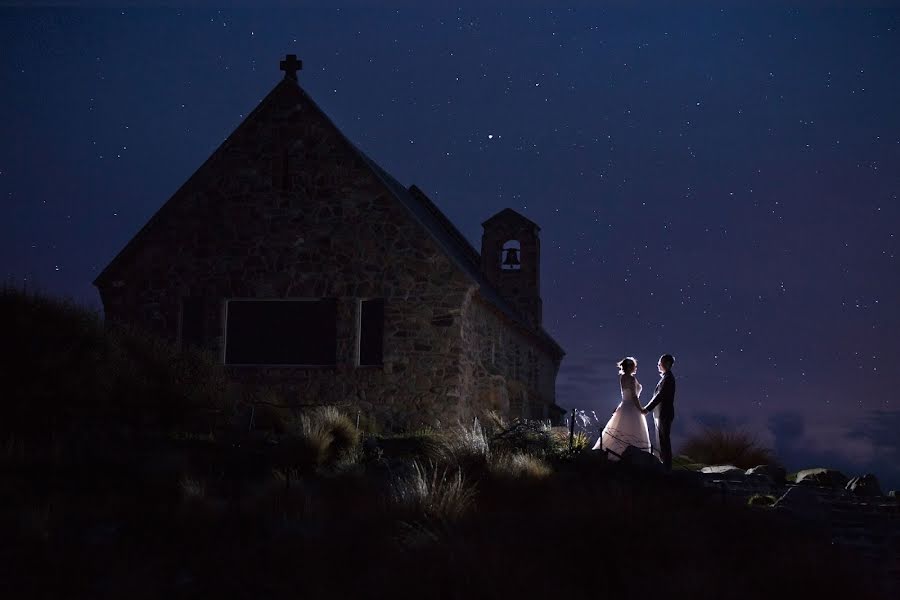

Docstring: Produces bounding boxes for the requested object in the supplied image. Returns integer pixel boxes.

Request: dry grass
[490,452,552,480]
[679,428,779,470]
[441,418,491,466]
[275,406,361,474]
[180,476,206,500]
[312,406,359,459]
[390,461,476,521]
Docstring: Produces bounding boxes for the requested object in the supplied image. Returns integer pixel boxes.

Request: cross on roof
[280,54,302,80]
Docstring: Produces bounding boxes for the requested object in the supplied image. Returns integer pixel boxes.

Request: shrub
[1,286,228,441]
[490,419,562,457]
[390,461,476,520]
[678,428,778,470]
[375,428,447,463]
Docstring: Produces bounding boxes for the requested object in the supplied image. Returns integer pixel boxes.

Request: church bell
[502,247,520,266]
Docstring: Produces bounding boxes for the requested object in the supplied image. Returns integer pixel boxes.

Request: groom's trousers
[656,417,673,470]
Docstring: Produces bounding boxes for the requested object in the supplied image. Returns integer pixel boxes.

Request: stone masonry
[94,56,565,430]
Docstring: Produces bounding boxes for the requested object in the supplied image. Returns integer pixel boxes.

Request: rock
[794,468,849,489]
[746,464,787,485]
[701,465,746,480]
[620,445,663,471]
[773,485,829,521]
[669,469,703,486]
[845,474,882,497]
[747,494,777,507]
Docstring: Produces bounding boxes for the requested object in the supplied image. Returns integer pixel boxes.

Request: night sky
[2,5,899,488]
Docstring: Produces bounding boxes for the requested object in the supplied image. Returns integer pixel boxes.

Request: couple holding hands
[592,354,677,469]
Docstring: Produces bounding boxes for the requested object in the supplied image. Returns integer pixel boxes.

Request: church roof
[482,207,541,231]
[94,58,564,359]
[353,151,564,358]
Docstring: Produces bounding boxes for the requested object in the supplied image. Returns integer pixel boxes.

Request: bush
[489,419,562,458]
[0,286,228,443]
[678,428,778,470]
[375,428,447,463]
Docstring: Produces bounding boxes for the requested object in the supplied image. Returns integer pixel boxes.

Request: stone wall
[96,77,564,430]
[96,79,484,430]
[459,291,561,422]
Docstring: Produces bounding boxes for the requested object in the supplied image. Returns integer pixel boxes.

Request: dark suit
[643,371,676,469]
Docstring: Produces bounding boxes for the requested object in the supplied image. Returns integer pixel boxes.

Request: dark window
[225,299,336,365]
[180,297,204,349]
[359,298,384,366]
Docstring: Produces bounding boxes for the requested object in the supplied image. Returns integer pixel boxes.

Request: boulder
[845,474,882,497]
[746,464,787,485]
[772,485,829,521]
[620,445,663,471]
[794,468,849,489]
[700,465,746,480]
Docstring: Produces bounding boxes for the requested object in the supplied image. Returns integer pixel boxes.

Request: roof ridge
[407,185,481,268]
[93,79,298,287]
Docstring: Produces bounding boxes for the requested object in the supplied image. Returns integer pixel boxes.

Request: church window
[224,299,336,365]
[359,298,384,366]
[501,240,521,271]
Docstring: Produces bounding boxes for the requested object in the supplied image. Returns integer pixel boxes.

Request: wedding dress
[592,375,652,458]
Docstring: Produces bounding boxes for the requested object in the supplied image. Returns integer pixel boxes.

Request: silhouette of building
[94,55,565,428]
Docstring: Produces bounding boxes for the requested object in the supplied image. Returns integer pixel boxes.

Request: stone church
[94,55,566,428]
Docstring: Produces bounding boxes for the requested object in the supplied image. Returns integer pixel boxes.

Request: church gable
[94,60,474,305]
[92,55,564,428]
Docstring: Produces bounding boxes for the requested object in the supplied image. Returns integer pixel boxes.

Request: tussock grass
[390,461,476,521]
[276,407,360,474]
[679,428,778,470]
[180,476,206,500]
[441,418,491,467]
[490,452,552,480]
[312,406,359,459]
[375,428,447,463]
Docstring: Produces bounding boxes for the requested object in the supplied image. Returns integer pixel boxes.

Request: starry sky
[2,4,899,488]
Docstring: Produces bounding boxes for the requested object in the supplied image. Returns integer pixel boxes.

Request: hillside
[0,288,890,598]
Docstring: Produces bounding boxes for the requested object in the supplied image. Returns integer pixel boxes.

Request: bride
[592,356,652,458]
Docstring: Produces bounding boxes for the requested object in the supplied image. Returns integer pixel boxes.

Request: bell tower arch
[480,208,543,328]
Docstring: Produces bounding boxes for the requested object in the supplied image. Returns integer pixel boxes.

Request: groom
[642,354,676,470]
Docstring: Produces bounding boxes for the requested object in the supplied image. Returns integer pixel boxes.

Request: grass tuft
[390,461,476,521]
[490,452,553,480]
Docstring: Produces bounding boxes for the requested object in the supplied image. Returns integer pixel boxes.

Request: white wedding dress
[592,375,652,458]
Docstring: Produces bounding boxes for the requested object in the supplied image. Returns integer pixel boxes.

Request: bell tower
[480,208,543,328]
